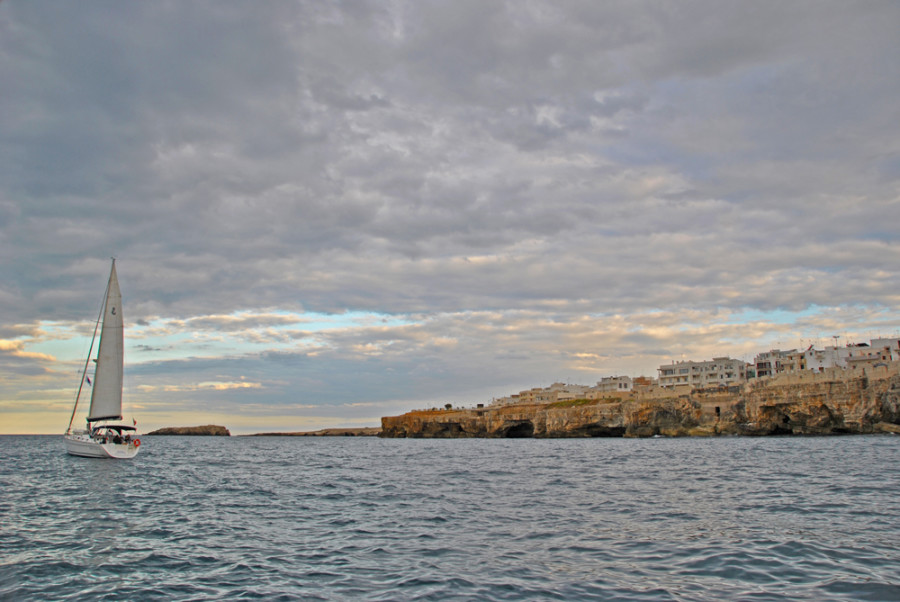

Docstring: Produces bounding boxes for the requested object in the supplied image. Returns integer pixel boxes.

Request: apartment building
[754,349,796,377]
[871,338,900,362]
[658,357,747,388]
[804,344,872,371]
[779,350,808,373]
[845,341,898,371]
[595,376,633,393]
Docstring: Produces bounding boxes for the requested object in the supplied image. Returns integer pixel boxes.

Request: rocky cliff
[146,425,231,436]
[381,366,900,438]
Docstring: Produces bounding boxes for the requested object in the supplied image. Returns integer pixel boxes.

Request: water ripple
[3,435,900,600]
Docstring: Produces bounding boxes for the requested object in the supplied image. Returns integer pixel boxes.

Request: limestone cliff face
[146,425,231,436]
[381,367,900,438]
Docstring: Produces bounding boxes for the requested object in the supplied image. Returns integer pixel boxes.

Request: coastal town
[483,336,900,408]
[383,335,900,438]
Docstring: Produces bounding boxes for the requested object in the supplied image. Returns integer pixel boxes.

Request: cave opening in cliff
[503,421,534,438]
[583,425,627,437]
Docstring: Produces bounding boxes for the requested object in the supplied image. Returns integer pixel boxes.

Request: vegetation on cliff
[546,397,622,409]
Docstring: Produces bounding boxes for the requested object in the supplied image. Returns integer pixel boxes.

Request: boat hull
[64,433,140,459]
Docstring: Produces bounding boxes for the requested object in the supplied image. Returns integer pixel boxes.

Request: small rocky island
[245,427,381,437]
[146,425,231,436]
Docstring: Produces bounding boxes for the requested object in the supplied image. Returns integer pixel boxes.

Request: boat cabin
[91,424,137,444]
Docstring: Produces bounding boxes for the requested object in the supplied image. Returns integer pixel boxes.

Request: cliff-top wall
[381,365,900,438]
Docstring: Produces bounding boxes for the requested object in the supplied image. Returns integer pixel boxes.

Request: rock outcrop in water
[146,425,231,436]
[381,365,900,438]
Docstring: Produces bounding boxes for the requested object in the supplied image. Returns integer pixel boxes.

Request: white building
[803,344,867,371]
[754,349,796,378]
[658,357,747,389]
[595,376,633,394]
[557,385,594,401]
[493,382,599,406]
[845,341,898,371]
[870,338,900,362]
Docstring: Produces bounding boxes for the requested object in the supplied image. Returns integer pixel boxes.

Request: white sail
[65,259,139,459]
[87,260,124,422]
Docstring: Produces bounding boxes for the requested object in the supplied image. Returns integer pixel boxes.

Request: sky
[2,1,900,434]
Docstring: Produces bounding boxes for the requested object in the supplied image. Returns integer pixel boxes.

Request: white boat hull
[64,432,140,459]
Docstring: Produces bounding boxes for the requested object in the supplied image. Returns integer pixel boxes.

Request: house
[595,376,633,394]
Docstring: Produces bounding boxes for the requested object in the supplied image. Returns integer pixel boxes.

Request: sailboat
[64,259,141,459]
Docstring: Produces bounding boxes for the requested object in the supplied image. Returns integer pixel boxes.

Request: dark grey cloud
[3,1,900,431]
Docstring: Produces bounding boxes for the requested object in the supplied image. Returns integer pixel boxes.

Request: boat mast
[65,263,113,434]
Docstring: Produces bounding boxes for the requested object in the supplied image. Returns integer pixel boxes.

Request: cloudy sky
[2,1,899,434]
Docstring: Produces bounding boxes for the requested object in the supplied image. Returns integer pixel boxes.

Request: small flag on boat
[133,418,137,426]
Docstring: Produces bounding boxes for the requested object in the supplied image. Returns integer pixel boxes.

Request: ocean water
[2,435,899,601]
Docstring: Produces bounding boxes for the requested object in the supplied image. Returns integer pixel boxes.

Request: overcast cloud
[2,1,899,433]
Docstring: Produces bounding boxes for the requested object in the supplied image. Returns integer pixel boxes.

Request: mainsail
[87,260,124,422]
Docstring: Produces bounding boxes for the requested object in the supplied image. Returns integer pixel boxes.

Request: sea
[2,435,899,601]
